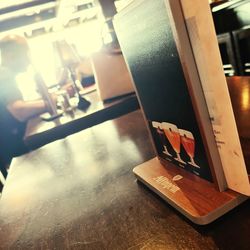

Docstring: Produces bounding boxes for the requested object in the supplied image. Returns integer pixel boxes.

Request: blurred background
[0,0,132,101]
[0,0,249,100]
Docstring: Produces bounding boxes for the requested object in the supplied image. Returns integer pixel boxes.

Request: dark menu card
[114,0,213,182]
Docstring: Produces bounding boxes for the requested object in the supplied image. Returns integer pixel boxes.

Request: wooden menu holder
[133,158,247,225]
[114,0,250,225]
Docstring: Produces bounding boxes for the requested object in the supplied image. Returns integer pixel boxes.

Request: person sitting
[0,35,54,166]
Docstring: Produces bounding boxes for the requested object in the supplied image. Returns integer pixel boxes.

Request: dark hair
[0,35,29,54]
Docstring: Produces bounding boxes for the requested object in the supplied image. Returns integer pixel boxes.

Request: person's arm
[7,99,48,122]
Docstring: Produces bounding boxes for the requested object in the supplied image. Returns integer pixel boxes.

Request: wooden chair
[91,48,135,102]
[0,158,8,195]
[217,32,239,76]
[233,27,250,76]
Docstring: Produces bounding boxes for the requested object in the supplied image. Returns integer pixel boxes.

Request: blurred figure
[0,35,52,165]
[99,0,117,19]
[99,0,120,50]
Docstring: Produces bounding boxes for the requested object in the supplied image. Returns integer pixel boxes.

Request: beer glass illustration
[179,129,200,168]
[162,122,185,164]
[152,121,172,156]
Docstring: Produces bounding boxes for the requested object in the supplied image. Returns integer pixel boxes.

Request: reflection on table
[1,77,250,249]
[227,76,250,172]
[1,109,250,249]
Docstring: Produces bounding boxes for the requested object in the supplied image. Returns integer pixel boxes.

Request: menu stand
[114,0,249,225]
[134,158,247,225]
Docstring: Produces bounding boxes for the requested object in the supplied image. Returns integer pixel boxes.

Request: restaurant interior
[0,0,250,249]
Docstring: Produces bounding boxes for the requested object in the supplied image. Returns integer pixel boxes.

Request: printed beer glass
[152,121,172,156]
[162,122,185,164]
[179,129,200,168]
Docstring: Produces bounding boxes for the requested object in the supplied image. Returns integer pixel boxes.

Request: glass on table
[57,90,72,113]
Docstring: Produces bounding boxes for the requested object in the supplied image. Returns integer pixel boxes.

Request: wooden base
[133,157,248,225]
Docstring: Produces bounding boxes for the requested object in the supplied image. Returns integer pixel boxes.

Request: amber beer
[162,122,185,164]
[152,121,172,156]
[179,129,200,168]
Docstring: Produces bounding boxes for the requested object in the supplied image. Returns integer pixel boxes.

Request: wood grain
[134,157,247,224]
[1,110,250,249]
[227,76,250,174]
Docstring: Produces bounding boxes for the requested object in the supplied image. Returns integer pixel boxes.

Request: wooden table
[24,90,139,150]
[227,76,250,171]
[1,77,250,249]
[227,76,250,139]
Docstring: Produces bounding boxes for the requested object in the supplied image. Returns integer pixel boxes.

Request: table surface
[227,76,250,171]
[1,77,250,249]
[24,90,139,150]
[227,76,250,139]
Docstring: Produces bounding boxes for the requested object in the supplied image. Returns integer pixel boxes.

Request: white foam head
[152,121,161,128]
[179,129,194,139]
[161,122,178,133]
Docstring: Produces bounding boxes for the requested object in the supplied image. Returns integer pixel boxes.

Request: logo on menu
[153,176,181,193]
